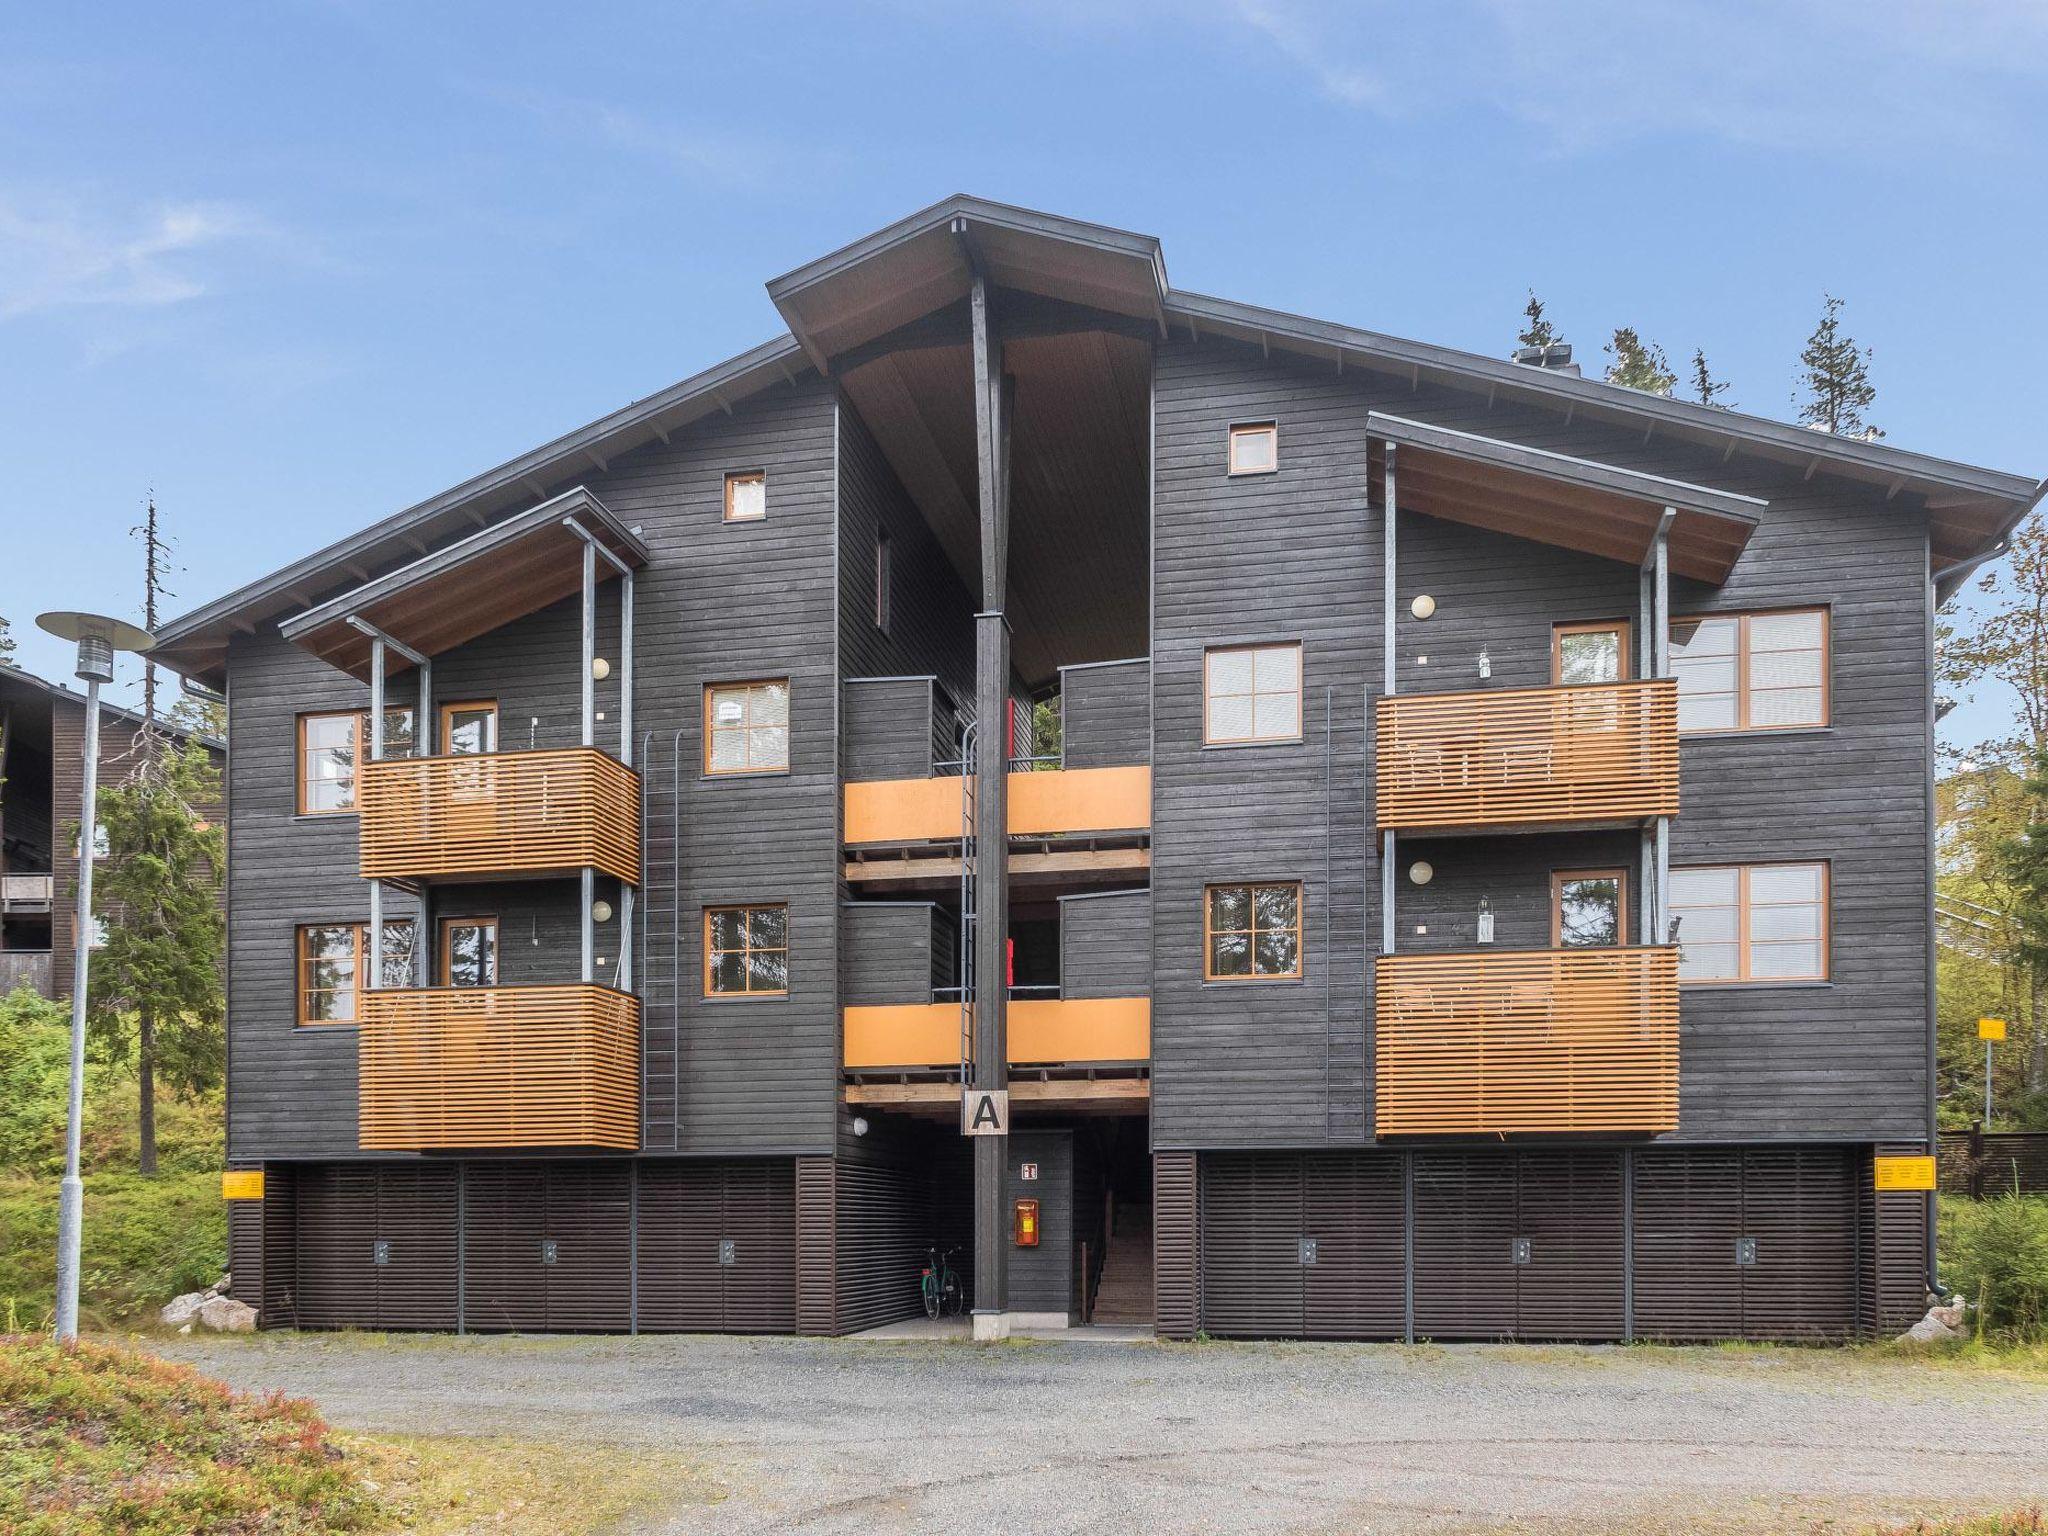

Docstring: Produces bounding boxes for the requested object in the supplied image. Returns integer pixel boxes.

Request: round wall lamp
[591,900,614,923]
[591,657,613,680]
[1409,594,1437,620]
[1408,861,1435,886]
[851,1116,870,1138]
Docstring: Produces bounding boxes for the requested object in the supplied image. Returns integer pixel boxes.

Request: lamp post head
[36,611,156,686]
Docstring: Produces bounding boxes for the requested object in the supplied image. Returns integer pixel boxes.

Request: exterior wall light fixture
[1408,861,1434,885]
[591,657,612,680]
[1410,594,1436,620]
[591,900,614,923]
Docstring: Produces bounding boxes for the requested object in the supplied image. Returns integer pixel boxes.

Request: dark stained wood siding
[1007,1130,1073,1317]
[633,1157,796,1333]
[1394,830,1643,950]
[1058,888,1151,999]
[841,901,937,1005]
[1152,1150,1198,1340]
[842,677,938,781]
[1060,658,1149,769]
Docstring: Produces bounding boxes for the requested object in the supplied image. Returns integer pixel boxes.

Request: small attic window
[724,470,767,522]
[1228,422,1278,476]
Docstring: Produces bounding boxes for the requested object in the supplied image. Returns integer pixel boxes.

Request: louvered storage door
[461,1163,549,1333]
[1741,1148,1855,1342]
[374,1165,460,1330]
[1515,1151,1625,1341]
[720,1159,798,1333]
[541,1162,633,1332]
[1199,1152,1304,1338]
[1861,1144,1930,1337]
[1301,1152,1405,1340]
[634,1159,728,1331]
[261,1167,298,1328]
[228,1196,264,1316]
[1152,1152,1200,1341]
[294,1165,382,1329]
[830,1160,926,1335]
[794,1157,836,1336]
[1631,1149,1744,1340]
[1412,1151,1519,1340]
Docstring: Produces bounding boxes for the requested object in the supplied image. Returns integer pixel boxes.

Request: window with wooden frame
[439,916,498,987]
[1669,608,1828,733]
[296,708,414,814]
[295,919,416,1025]
[704,679,790,774]
[723,469,767,523]
[1552,620,1633,687]
[704,904,788,996]
[1668,862,1829,983]
[439,700,498,756]
[1227,421,1278,476]
[1204,642,1302,745]
[1551,868,1629,948]
[1204,882,1303,980]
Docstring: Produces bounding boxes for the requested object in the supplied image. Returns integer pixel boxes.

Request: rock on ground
[196,1296,257,1333]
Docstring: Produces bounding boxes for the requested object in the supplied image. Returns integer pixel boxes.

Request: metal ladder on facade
[632,729,684,1150]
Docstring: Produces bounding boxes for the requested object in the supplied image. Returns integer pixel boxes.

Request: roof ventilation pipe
[1511,342,1580,377]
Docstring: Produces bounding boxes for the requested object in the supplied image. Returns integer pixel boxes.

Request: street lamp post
[37,610,155,1343]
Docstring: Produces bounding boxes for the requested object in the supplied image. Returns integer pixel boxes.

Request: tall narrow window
[440,916,499,987]
[1227,421,1278,476]
[1204,882,1303,980]
[440,701,498,755]
[705,904,789,996]
[1669,862,1829,983]
[1670,609,1828,732]
[1552,620,1632,686]
[1552,868,1628,947]
[296,920,416,1024]
[704,679,791,774]
[874,529,892,634]
[1204,643,1302,745]
[724,470,767,522]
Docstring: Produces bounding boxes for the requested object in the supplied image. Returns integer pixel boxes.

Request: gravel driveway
[156,1331,2048,1535]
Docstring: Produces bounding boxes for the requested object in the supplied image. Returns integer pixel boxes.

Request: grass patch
[0,1169,225,1332]
[1868,1513,2044,1535]
[347,1432,714,1535]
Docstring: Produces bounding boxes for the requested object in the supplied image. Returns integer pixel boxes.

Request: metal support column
[367,637,385,988]
[1380,437,1398,958]
[1651,518,1672,941]
[618,568,635,989]
[579,537,596,981]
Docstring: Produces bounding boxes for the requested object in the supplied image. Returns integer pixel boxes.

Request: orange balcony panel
[842,997,1151,1071]
[358,747,640,884]
[358,983,639,1151]
[1374,946,1678,1137]
[1376,679,1678,832]
[843,765,1152,846]
[844,777,962,846]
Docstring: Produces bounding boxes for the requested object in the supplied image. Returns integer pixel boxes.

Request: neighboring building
[152,197,2045,1342]
[0,664,226,1001]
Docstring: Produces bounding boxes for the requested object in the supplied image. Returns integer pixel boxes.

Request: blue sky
[2,1,2043,746]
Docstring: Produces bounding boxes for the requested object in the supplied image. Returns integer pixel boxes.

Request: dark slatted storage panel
[542,1162,633,1332]
[374,1164,460,1330]
[1743,1147,1855,1342]
[832,1159,926,1334]
[261,1165,298,1328]
[1200,1152,1304,1337]
[294,1165,381,1329]
[228,1182,264,1315]
[461,1163,549,1333]
[1632,1148,1745,1340]
[1301,1151,1405,1340]
[1152,1151,1199,1340]
[1515,1150,1625,1341]
[634,1159,726,1331]
[795,1156,837,1336]
[1412,1152,1519,1340]
[1861,1144,1930,1337]
[721,1159,797,1333]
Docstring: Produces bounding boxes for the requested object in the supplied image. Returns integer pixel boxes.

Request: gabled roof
[0,663,226,753]
[152,196,2045,689]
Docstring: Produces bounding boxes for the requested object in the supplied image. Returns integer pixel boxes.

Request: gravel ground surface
[155,1331,2048,1536]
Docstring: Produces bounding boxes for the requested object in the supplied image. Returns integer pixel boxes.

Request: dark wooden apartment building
[152,197,2044,1341]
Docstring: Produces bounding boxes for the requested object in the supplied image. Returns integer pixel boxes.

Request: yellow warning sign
[221,1170,265,1201]
[1873,1155,1937,1192]
[1979,1017,2008,1041]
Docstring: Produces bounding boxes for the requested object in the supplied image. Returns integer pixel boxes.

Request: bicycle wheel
[921,1269,940,1320]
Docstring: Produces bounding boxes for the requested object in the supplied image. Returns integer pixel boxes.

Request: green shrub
[0,1334,387,1534]
[1943,1195,2048,1340]
[0,989,73,1171]
[0,1171,225,1331]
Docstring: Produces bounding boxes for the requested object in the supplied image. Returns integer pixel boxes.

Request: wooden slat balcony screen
[358,747,641,884]
[1375,680,1678,832]
[358,983,640,1151]
[842,998,1151,1071]
[1374,946,1678,1136]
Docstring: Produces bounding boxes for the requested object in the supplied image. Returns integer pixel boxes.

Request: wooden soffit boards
[1370,413,1764,585]
[278,486,648,681]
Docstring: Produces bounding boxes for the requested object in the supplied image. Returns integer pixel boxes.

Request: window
[296,708,416,813]
[1204,643,1301,745]
[1669,862,1828,983]
[704,680,790,774]
[440,701,498,756]
[86,915,109,949]
[1553,620,1632,687]
[723,470,766,522]
[704,905,788,996]
[75,822,109,859]
[1670,609,1828,733]
[1552,868,1628,948]
[1204,882,1303,980]
[1227,421,1278,476]
[295,919,416,1024]
[874,529,892,634]
[440,916,498,988]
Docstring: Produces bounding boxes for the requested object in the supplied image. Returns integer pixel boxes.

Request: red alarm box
[1013,1198,1040,1247]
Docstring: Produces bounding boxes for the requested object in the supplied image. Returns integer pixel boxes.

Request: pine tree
[84,736,225,1174]
[1795,293,1882,440]
[1602,327,1677,395]
[0,614,15,665]
[1517,291,1560,351]
[1690,349,1732,409]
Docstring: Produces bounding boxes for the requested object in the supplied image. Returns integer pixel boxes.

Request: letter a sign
[962,1088,1009,1137]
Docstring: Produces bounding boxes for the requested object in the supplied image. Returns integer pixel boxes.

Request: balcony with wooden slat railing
[1375,679,1678,833]
[358,747,640,884]
[1374,946,1678,1136]
[358,983,639,1151]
